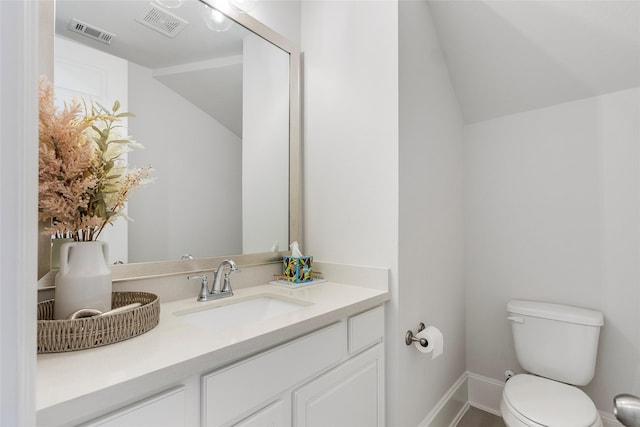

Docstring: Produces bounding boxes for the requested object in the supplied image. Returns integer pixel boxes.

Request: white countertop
[37,280,389,413]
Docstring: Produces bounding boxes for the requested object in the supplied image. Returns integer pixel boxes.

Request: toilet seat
[502,374,600,427]
[501,395,602,427]
[501,396,545,427]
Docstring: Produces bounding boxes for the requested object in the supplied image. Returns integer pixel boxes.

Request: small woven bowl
[37,291,160,353]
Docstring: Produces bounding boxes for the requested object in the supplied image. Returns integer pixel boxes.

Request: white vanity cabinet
[45,304,386,427]
[203,305,385,427]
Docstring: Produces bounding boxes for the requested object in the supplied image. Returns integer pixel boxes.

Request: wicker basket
[37,291,160,354]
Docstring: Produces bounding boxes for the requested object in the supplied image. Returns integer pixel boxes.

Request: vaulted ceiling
[428,0,640,124]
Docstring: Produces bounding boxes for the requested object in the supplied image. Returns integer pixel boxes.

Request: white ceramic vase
[54,241,112,320]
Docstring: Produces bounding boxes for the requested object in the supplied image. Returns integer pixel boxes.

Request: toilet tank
[507,300,604,386]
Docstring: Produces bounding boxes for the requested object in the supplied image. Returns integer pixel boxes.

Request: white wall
[127,62,242,262]
[301,0,399,423]
[465,87,640,412]
[250,0,301,47]
[301,0,398,267]
[0,1,39,424]
[398,2,466,425]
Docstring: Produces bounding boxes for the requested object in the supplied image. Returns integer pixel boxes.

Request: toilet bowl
[500,374,602,427]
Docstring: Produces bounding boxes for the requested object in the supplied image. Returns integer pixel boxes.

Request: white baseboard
[446,402,469,427]
[467,372,505,416]
[419,372,468,427]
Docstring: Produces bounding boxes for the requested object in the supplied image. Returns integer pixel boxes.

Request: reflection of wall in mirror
[127,63,242,263]
[54,36,244,264]
[54,36,129,264]
[242,33,290,254]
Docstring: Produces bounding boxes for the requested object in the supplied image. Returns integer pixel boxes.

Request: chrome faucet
[212,259,238,294]
[187,258,238,302]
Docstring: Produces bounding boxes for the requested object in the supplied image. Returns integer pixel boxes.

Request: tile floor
[456,406,505,427]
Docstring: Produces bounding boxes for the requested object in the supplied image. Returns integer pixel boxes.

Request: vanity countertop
[37,280,389,413]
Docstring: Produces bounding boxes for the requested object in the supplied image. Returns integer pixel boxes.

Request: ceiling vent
[135,4,188,38]
[68,18,115,45]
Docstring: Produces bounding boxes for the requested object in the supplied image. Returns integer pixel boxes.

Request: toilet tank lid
[507,300,604,326]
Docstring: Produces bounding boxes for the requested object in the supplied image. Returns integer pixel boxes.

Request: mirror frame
[38,0,301,286]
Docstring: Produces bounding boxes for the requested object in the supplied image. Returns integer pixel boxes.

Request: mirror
[39,0,300,283]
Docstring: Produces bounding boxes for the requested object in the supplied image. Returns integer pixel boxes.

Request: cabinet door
[202,322,346,426]
[233,399,290,427]
[294,344,384,427]
[82,386,186,427]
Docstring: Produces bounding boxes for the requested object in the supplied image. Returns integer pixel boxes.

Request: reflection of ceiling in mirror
[154,58,243,136]
[55,0,249,136]
[55,0,250,68]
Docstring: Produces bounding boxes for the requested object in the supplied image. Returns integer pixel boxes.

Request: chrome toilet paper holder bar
[405,322,429,348]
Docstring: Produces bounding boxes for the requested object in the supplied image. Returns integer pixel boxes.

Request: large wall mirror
[39,0,300,284]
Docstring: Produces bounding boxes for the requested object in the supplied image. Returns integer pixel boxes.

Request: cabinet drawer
[202,322,346,426]
[82,386,186,427]
[348,305,384,354]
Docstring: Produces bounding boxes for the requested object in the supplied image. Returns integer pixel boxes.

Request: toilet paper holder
[405,322,429,348]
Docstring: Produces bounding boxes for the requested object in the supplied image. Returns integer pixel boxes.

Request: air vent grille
[68,18,115,45]
[135,4,188,38]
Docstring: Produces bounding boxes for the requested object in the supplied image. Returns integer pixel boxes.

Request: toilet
[500,299,604,427]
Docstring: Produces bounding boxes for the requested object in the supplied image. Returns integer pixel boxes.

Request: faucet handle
[221,272,232,294]
[221,267,241,294]
[188,274,210,301]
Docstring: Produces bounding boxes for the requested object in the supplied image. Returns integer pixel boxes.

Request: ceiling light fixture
[201,4,232,32]
[154,0,184,8]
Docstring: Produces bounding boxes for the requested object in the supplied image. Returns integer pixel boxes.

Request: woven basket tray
[37,291,160,354]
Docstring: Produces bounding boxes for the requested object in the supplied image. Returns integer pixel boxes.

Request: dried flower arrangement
[39,76,153,241]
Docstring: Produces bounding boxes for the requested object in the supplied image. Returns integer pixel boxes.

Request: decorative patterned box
[283,256,313,283]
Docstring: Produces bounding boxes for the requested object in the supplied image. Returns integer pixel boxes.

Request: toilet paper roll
[414,326,444,360]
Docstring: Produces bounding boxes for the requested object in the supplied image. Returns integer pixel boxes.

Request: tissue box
[283,256,313,283]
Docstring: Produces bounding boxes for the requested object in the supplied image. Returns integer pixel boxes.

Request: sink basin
[175,295,309,330]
